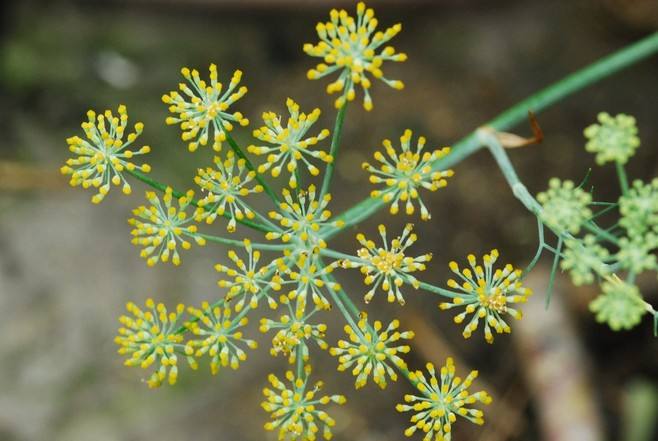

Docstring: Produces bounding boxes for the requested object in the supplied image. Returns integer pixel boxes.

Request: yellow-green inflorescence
[396,357,492,441]
[163,63,249,152]
[304,1,407,110]
[194,150,264,232]
[363,129,453,220]
[184,302,258,374]
[331,313,413,389]
[61,105,151,203]
[128,187,206,266]
[560,235,610,286]
[537,178,592,235]
[267,184,344,249]
[343,223,431,305]
[619,179,658,238]
[248,98,333,188]
[215,239,283,311]
[590,277,647,331]
[115,299,187,388]
[584,112,640,165]
[262,368,346,441]
[439,250,531,343]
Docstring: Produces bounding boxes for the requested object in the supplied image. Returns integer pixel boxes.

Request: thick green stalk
[320,102,349,198]
[321,32,658,239]
[616,161,629,196]
[126,168,271,233]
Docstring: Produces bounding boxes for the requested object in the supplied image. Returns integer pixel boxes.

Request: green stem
[616,161,629,196]
[320,101,349,198]
[225,131,280,204]
[524,217,546,276]
[126,169,271,234]
[196,233,288,250]
[320,31,658,239]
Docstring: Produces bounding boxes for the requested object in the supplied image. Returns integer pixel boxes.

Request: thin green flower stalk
[342,223,431,305]
[248,98,333,188]
[590,277,647,331]
[330,313,413,389]
[184,302,258,374]
[396,357,492,441]
[115,299,187,388]
[560,235,610,286]
[584,112,640,165]
[163,64,249,152]
[536,178,593,235]
[266,184,344,249]
[128,187,206,266]
[60,105,151,203]
[439,250,531,343]
[193,150,264,232]
[363,129,454,220]
[304,1,406,110]
[215,239,283,311]
[262,368,346,441]
[619,179,658,238]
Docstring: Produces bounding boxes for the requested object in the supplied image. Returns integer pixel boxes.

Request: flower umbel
[537,178,592,234]
[584,112,640,165]
[61,105,151,203]
[216,239,283,311]
[343,223,431,305]
[363,130,453,220]
[260,308,328,364]
[267,184,344,249]
[115,299,185,388]
[248,98,333,188]
[560,235,610,286]
[331,313,413,389]
[163,64,249,152]
[619,179,658,238]
[439,250,531,343]
[128,187,206,266]
[590,277,647,331]
[262,369,346,441]
[184,302,257,374]
[194,150,264,232]
[396,358,492,441]
[304,2,407,110]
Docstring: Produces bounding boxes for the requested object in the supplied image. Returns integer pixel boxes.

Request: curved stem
[320,31,658,239]
[126,169,271,234]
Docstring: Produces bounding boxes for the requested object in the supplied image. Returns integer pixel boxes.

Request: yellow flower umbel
[163,64,249,152]
[276,250,341,313]
[267,184,344,249]
[260,306,328,364]
[184,302,257,374]
[439,250,531,343]
[61,105,151,203]
[262,368,346,441]
[215,239,283,311]
[343,224,431,305]
[115,299,186,388]
[363,130,453,220]
[128,188,206,266]
[304,2,407,110]
[331,313,413,389]
[194,151,264,232]
[396,358,492,441]
[248,98,333,188]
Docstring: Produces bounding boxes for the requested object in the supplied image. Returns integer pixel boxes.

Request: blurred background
[1,0,658,440]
